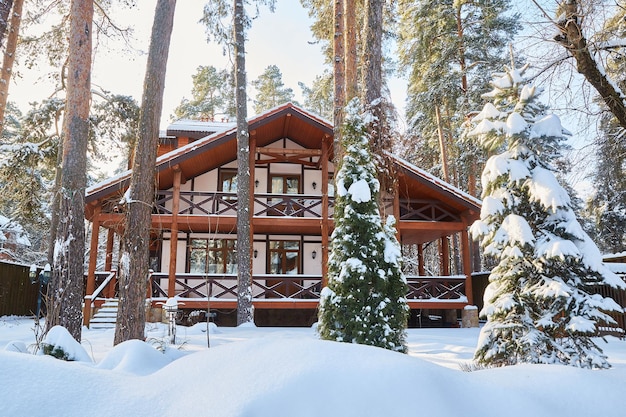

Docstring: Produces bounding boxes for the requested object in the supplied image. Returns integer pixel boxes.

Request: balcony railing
[153,191,334,218]
[145,272,467,302]
[149,191,458,222]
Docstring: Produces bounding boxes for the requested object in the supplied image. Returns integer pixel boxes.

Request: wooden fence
[0,261,39,317]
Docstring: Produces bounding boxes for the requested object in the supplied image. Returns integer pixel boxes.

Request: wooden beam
[168,169,182,297]
[440,236,450,276]
[148,299,467,311]
[249,131,256,273]
[105,229,115,271]
[461,228,474,305]
[321,136,330,286]
[257,147,322,157]
[398,221,466,232]
[84,207,101,326]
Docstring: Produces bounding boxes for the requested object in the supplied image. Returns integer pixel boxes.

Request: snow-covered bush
[318,99,409,352]
[467,64,625,369]
[39,326,92,362]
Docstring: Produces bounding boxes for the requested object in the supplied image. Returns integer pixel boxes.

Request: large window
[271,174,300,195]
[188,239,237,274]
[270,174,301,216]
[269,240,300,274]
[267,240,301,297]
[219,169,237,194]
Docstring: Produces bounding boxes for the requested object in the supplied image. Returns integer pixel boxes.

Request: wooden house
[83,103,481,327]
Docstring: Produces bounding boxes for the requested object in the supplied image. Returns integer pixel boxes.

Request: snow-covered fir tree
[467,65,626,369]
[318,99,409,353]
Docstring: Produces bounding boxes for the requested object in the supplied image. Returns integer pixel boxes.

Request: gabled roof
[85,103,480,221]
[390,153,481,215]
[86,103,333,205]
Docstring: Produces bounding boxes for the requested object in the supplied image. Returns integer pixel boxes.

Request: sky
[9,1,406,130]
[1,318,625,417]
[6,0,593,194]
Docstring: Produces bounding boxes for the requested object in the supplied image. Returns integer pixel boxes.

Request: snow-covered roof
[388,151,482,211]
[85,103,480,221]
[166,118,235,135]
[603,252,626,261]
[604,262,626,275]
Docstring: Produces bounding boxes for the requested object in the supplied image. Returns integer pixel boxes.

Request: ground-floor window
[188,238,237,274]
[269,240,300,274]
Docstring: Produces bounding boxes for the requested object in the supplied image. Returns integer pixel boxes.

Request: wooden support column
[321,135,330,286]
[249,131,257,274]
[105,228,114,271]
[104,228,116,298]
[393,185,401,240]
[417,243,425,276]
[168,167,182,297]
[440,236,450,276]
[461,228,474,305]
[83,206,101,326]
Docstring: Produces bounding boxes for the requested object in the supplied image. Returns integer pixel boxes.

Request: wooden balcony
[153,191,334,218]
[142,273,470,310]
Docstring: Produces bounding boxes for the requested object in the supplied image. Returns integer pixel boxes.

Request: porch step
[89,298,119,330]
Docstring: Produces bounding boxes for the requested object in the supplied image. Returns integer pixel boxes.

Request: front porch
[83,271,471,327]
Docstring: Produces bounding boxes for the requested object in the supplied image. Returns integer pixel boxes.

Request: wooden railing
[153,191,335,218]
[149,191,460,223]
[83,271,116,325]
[406,275,466,300]
[149,273,322,300]
[146,272,467,302]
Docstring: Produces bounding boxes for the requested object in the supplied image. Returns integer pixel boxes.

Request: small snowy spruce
[468,64,626,369]
[318,99,409,353]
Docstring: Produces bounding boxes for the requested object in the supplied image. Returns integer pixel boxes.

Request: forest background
[1,0,624,270]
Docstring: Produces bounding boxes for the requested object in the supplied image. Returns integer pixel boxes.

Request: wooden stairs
[89,298,118,329]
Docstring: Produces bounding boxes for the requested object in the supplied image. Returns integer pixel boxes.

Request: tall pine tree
[173,65,234,121]
[318,99,408,353]
[397,0,520,193]
[251,64,295,113]
[468,65,625,369]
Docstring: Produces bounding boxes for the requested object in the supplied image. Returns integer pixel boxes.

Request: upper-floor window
[269,240,300,274]
[188,238,237,274]
[269,174,301,216]
[219,169,237,194]
[271,174,300,194]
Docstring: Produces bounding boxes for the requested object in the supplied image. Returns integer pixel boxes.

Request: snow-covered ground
[1,316,624,417]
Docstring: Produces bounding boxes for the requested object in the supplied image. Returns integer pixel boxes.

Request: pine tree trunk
[434,104,450,182]
[0,0,22,134]
[114,0,176,345]
[363,0,382,108]
[554,0,626,129]
[234,0,253,325]
[344,0,357,102]
[46,0,93,342]
[0,0,12,46]
[333,0,345,162]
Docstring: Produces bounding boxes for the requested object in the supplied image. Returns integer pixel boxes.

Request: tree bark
[234,0,253,325]
[114,0,176,345]
[363,0,382,107]
[554,0,626,129]
[344,0,357,102]
[46,0,93,342]
[333,0,345,162]
[0,0,22,134]
[363,0,384,154]
[0,0,12,46]
[434,104,450,182]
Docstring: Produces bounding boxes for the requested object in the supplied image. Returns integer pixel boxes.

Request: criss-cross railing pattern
[405,275,466,300]
[147,273,466,301]
[153,191,333,218]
